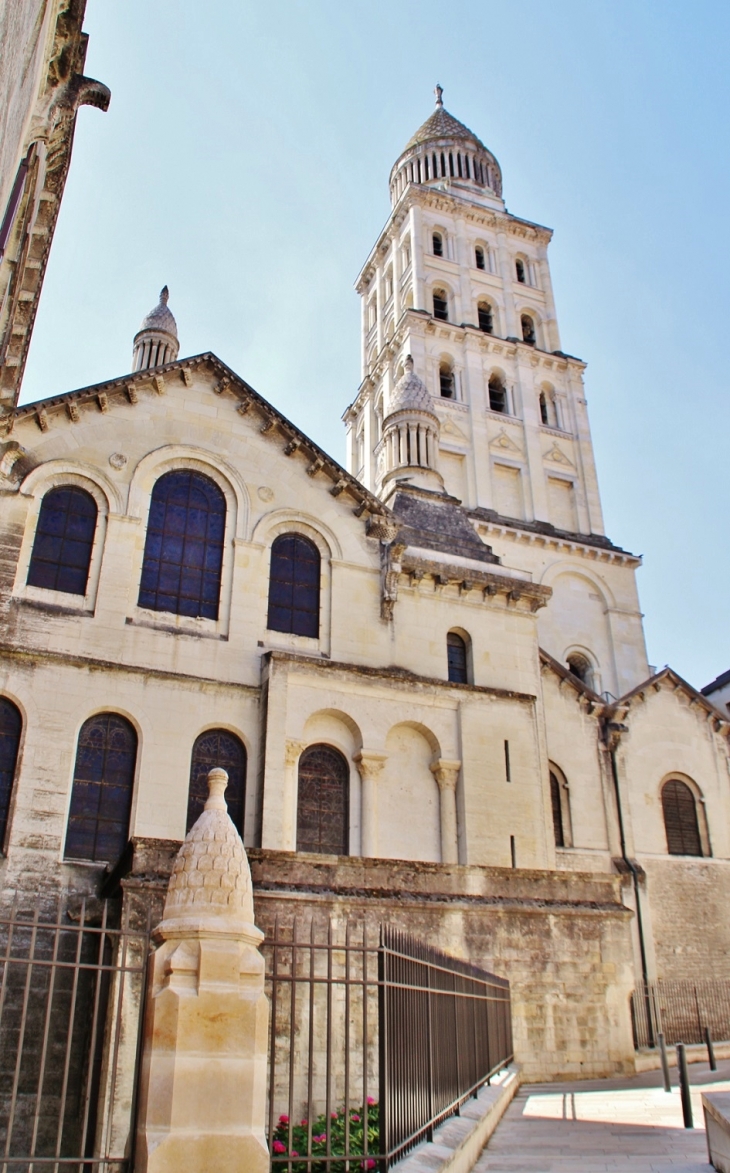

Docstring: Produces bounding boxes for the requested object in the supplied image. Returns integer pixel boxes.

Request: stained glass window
[550,771,565,848]
[662,779,702,856]
[0,698,21,851]
[64,714,137,864]
[27,486,97,595]
[138,470,226,620]
[187,729,246,835]
[447,632,468,684]
[267,533,320,638]
[297,744,349,855]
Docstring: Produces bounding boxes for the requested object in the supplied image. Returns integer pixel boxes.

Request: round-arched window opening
[439,365,454,399]
[566,653,594,691]
[661,779,703,857]
[539,391,549,425]
[297,744,349,856]
[478,301,493,334]
[515,259,526,284]
[521,314,536,345]
[475,246,486,271]
[488,375,507,414]
[433,290,448,321]
[432,232,444,257]
[447,631,469,684]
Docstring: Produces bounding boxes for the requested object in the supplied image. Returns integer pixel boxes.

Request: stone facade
[0,92,728,1083]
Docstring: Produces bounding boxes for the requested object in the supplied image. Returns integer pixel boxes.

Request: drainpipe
[602,719,654,1047]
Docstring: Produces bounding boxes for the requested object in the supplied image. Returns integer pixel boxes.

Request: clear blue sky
[21,0,730,690]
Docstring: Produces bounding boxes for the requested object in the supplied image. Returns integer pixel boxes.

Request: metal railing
[631,979,730,1049]
[0,897,151,1172]
[263,918,512,1172]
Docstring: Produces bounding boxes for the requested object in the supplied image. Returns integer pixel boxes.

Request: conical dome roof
[404,103,487,154]
[388,356,435,416]
[139,285,178,340]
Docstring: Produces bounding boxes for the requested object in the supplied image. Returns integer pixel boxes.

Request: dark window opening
[433,291,448,321]
[440,152,446,177]
[539,392,549,425]
[457,154,463,178]
[488,376,507,414]
[417,159,422,183]
[27,486,97,596]
[267,532,321,638]
[465,156,471,179]
[447,632,468,683]
[138,469,226,620]
[550,771,565,848]
[424,156,430,180]
[475,246,486,271]
[187,729,247,835]
[478,302,493,333]
[64,713,137,864]
[449,152,454,177]
[432,232,443,257]
[0,698,21,851]
[516,259,526,283]
[504,740,511,783]
[662,779,702,856]
[439,366,454,399]
[432,152,438,177]
[297,744,349,855]
[567,653,592,687]
[521,315,536,345]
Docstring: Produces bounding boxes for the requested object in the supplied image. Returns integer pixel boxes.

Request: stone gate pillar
[135,768,269,1173]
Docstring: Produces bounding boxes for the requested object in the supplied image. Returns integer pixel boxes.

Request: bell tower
[344,87,604,538]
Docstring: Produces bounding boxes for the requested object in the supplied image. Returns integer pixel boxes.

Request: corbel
[307,457,324,477]
[181,368,193,387]
[214,376,230,395]
[66,401,80,423]
[284,437,300,456]
[260,418,276,434]
[330,478,348,497]
[508,589,523,606]
[97,392,109,413]
[459,579,474,596]
[153,375,165,396]
[409,568,425,587]
[36,407,49,432]
[237,396,251,415]
[353,501,368,518]
[126,383,139,404]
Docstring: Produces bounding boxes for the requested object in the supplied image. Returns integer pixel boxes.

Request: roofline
[701,668,730,696]
[8,351,392,521]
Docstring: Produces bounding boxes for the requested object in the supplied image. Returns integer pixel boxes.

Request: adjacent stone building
[0,89,728,1081]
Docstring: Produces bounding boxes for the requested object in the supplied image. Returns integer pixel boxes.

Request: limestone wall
[640,857,730,982]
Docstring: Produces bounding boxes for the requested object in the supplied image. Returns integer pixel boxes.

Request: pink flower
[278,1115,289,1125]
[351,1114,361,1122]
[361,1161,376,1170]
[314,1133,327,1143]
[300,1120,308,1127]
[291,1152,299,1159]
[367,1097,376,1106]
[272,1140,287,1154]
[331,1112,338,1119]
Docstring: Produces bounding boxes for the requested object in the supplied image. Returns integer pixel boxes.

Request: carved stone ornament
[366,516,398,543]
[109,452,128,470]
[489,429,521,454]
[257,486,274,502]
[544,443,574,468]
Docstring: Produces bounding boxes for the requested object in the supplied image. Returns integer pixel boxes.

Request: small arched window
[433,290,448,321]
[64,713,137,864]
[521,314,536,345]
[432,232,443,257]
[515,259,526,284]
[475,246,486,271]
[539,391,549,425]
[447,632,468,684]
[478,301,493,334]
[187,729,247,835]
[0,698,22,851]
[488,375,507,414]
[550,771,565,848]
[267,533,321,638]
[566,653,594,691]
[439,364,455,399]
[662,779,702,857]
[297,744,349,855]
[138,469,226,620]
[27,486,97,596]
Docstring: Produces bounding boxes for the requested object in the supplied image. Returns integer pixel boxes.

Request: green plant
[270,1098,379,1172]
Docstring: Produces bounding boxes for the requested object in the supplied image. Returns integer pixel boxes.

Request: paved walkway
[474,1060,730,1172]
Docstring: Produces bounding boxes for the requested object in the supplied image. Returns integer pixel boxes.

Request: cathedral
[0,84,729,1081]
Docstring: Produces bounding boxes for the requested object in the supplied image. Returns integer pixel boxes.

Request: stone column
[409,204,425,309]
[355,751,387,858]
[496,231,519,339]
[135,768,269,1173]
[431,759,461,865]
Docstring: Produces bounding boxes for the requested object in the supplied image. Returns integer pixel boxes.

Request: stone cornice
[398,551,551,612]
[472,511,641,566]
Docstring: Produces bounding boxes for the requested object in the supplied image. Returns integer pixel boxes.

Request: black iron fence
[631,980,730,1049]
[262,918,513,1172]
[0,897,150,1172]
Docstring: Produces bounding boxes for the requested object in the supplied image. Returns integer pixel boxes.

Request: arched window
[662,779,702,857]
[0,698,22,851]
[488,375,507,414]
[432,232,443,257]
[433,289,448,321]
[27,486,97,596]
[138,470,226,620]
[297,744,349,855]
[475,246,486,271]
[447,632,468,684]
[439,364,454,399]
[64,713,137,864]
[267,533,321,638]
[477,301,493,334]
[521,314,536,345]
[515,259,526,284]
[566,652,594,691]
[187,729,247,835]
[550,771,565,847]
[539,391,549,425]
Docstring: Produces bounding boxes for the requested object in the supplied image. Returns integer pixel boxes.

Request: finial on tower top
[434,84,443,107]
[160,285,169,304]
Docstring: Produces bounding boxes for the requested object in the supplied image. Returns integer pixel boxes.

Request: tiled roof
[404,106,486,152]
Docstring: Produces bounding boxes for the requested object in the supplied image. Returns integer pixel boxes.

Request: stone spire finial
[159,285,169,304]
[435,84,444,107]
[132,285,179,372]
